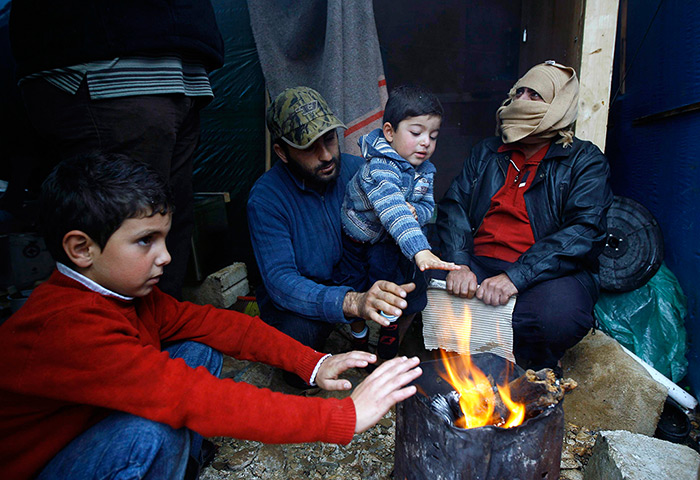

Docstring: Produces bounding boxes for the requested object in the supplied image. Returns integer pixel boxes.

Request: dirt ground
[196,316,650,480]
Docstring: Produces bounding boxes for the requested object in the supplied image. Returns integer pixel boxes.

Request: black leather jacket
[436,136,613,300]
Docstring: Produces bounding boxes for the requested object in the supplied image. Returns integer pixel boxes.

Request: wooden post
[576,0,620,152]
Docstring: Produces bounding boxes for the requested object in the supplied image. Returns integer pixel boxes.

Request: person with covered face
[436,61,613,372]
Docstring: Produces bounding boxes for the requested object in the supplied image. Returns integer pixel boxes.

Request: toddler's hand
[414,250,461,272]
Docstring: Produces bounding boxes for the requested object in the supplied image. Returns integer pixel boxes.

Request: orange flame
[438,303,525,428]
[497,379,526,428]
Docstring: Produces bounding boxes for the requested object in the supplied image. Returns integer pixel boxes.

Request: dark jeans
[469,256,595,370]
[260,237,427,368]
[21,79,203,299]
[260,300,336,352]
[260,236,429,352]
[37,341,223,480]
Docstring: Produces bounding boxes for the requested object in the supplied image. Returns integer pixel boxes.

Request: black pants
[22,79,202,298]
[260,236,429,353]
[469,256,595,370]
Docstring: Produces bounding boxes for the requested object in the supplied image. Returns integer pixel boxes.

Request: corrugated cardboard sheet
[422,279,515,362]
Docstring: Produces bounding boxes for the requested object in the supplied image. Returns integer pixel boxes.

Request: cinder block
[183,262,249,308]
[205,262,247,291]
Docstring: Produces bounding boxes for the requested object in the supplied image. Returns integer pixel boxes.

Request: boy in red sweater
[0,152,422,480]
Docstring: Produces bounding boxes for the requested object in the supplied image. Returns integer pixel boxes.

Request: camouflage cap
[266,87,346,150]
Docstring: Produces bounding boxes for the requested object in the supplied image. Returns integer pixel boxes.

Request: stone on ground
[583,430,700,480]
[561,330,667,436]
[183,262,249,308]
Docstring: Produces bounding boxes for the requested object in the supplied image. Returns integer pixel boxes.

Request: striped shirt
[20,55,213,100]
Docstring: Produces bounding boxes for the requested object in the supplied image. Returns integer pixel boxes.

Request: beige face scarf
[496,61,579,146]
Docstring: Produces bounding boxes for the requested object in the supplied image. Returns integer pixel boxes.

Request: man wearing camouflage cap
[248,87,418,387]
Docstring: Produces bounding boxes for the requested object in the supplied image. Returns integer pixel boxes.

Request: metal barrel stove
[395,353,564,480]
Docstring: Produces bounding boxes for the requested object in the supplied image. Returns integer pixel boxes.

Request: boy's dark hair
[383,84,444,130]
[40,152,173,266]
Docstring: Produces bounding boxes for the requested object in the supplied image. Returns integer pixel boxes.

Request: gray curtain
[248,0,387,155]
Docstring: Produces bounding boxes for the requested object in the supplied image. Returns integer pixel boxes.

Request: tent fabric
[188,0,267,283]
[247,0,387,156]
[193,0,265,197]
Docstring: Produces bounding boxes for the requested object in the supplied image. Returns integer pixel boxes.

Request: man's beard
[286,154,341,189]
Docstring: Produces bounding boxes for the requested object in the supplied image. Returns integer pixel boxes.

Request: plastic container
[380,310,399,322]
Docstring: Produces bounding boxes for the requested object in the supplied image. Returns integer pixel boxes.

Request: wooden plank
[518,0,585,76]
[576,0,620,151]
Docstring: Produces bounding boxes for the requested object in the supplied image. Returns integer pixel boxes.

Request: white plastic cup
[379,310,399,322]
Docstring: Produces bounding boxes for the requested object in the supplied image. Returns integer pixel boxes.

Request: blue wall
[606,0,700,398]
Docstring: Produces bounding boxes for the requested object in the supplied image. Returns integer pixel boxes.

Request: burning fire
[438,306,525,429]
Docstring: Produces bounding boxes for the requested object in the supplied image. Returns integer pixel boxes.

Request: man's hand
[476,273,518,305]
[351,356,422,433]
[414,250,461,272]
[445,266,478,298]
[343,281,416,327]
[315,352,377,391]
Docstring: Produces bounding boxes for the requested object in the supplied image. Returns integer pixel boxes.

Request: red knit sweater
[0,270,356,479]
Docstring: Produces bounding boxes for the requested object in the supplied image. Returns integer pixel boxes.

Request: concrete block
[561,330,667,435]
[208,262,247,290]
[183,262,249,308]
[584,430,700,480]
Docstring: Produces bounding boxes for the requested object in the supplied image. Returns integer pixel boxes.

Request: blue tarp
[606,1,700,397]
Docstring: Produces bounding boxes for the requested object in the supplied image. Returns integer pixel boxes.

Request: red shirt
[0,270,356,479]
[473,143,550,262]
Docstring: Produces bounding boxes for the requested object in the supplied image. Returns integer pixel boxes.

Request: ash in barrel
[430,390,461,426]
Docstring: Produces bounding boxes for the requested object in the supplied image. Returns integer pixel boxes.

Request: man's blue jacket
[247,154,362,323]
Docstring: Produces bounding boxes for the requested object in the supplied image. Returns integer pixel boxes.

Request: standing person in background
[334,84,459,361]
[9,0,225,298]
[248,86,421,388]
[436,61,613,372]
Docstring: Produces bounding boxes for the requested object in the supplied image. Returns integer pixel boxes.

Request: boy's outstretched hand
[315,351,378,391]
[414,250,461,272]
[351,356,422,433]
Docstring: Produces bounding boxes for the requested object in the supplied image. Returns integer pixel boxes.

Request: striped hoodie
[341,128,436,260]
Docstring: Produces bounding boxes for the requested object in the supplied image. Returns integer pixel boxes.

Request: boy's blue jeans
[37,341,223,480]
